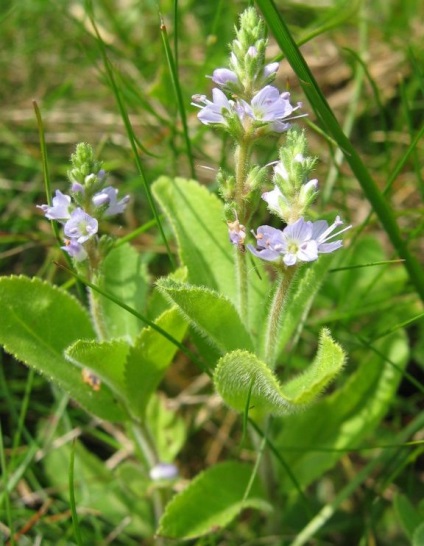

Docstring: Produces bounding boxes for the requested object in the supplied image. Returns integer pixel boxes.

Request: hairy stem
[262,266,297,366]
[234,140,252,323]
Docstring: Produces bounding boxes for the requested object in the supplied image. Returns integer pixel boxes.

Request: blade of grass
[159,15,195,179]
[86,2,175,269]
[69,440,84,546]
[0,421,15,545]
[255,0,424,302]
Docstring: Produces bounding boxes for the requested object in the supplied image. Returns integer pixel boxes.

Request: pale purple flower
[64,208,98,243]
[71,182,85,193]
[149,463,179,481]
[211,68,239,87]
[263,62,279,78]
[61,239,88,262]
[38,190,72,221]
[247,46,258,57]
[192,88,244,126]
[92,186,129,217]
[248,217,350,266]
[227,219,246,246]
[241,86,302,132]
[247,225,286,262]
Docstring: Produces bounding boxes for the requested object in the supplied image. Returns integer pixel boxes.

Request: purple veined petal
[251,85,280,109]
[38,189,72,221]
[318,241,343,253]
[247,244,281,262]
[61,239,88,262]
[211,68,239,86]
[196,88,236,125]
[297,239,319,262]
[255,225,285,248]
[64,208,98,244]
[283,218,313,244]
[263,62,279,77]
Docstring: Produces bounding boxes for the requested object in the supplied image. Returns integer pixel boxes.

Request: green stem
[131,422,165,531]
[234,139,252,323]
[262,266,297,365]
[236,248,249,324]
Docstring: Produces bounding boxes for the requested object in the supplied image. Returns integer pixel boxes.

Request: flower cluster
[192,8,302,142]
[247,128,351,267]
[38,143,129,263]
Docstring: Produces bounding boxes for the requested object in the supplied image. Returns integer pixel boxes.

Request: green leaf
[158,461,270,539]
[98,243,149,341]
[157,278,254,354]
[152,176,235,299]
[0,276,124,421]
[413,522,424,546]
[394,494,424,540]
[125,307,188,420]
[275,330,409,492]
[65,339,130,401]
[214,329,345,416]
[152,176,270,335]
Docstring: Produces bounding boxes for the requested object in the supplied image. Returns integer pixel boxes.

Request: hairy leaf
[0,276,124,421]
[152,176,235,297]
[157,278,254,354]
[125,307,188,420]
[65,339,130,401]
[214,329,345,416]
[98,243,149,342]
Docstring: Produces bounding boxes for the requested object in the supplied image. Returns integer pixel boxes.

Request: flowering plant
[0,5,413,544]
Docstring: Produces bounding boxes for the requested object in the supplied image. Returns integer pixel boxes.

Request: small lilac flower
[278,219,318,266]
[92,186,129,217]
[211,68,239,87]
[263,62,279,78]
[192,88,243,126]
[248,217,351,267]
[241,86,302,133]
[64,208,98,243]
[61,239,88,262]
[38,190,72,221]
[149,463,179,481]
[247,225,287,263]
[227,219,246,246]
[247,46,258,57]
[71,182,85,194]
